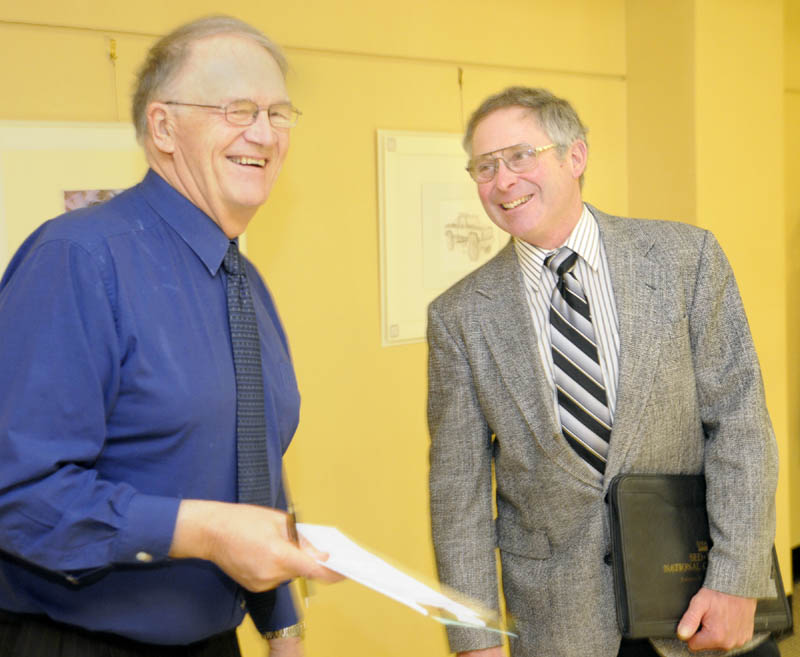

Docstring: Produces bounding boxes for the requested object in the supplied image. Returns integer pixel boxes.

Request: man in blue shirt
[0,15,336,657]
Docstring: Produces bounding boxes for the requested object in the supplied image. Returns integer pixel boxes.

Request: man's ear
[568,140,588,180]
[147,103,175,154]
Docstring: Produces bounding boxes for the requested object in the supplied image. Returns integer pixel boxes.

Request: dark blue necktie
[223,241,275,632]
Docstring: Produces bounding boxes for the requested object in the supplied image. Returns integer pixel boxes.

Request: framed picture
[377,130,506,346]
[0,121,148,274]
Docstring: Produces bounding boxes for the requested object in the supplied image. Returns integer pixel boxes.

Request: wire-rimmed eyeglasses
[466,143,556,183]
[163,99,302,129]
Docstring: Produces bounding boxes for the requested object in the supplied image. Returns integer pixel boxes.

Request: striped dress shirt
[514,204,621,423]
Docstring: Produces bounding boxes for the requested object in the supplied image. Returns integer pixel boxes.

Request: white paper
[297,523,490,629]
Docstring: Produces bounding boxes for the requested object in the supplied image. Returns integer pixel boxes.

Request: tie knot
[223,242,241,276]
[545,247,578,278]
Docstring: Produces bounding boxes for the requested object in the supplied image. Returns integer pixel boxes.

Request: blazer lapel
[475,241,605,489]
[591,208,665,482]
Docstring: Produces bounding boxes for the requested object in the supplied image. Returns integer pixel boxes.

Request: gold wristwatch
[262,620,305,640]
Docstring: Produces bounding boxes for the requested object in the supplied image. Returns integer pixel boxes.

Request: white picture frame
[0,121,149,274]
[377,130,506,346]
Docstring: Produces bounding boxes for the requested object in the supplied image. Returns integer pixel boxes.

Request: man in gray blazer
[427,87,779,657]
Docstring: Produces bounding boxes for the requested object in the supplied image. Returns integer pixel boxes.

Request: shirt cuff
[111,492,181,564]
[261,581,299,632]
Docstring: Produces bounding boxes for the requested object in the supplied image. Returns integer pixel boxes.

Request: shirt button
[136,551,154,563]
[240,599,247,610]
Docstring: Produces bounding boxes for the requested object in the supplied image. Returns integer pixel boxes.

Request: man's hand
[457,648,504,657]
[170,499,342,591]
[676,586,757,652]
[268,637,303,656]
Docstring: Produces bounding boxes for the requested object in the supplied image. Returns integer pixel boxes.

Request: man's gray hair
[132,15,288,142]
[463,86,588,185]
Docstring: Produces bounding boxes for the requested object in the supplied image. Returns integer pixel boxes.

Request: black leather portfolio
[607,473,792,639]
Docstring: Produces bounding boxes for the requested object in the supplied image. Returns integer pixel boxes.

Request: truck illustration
[444,212,494,261]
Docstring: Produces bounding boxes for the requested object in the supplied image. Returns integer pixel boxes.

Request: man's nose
[494,159,518,189]
[243,110,278,145]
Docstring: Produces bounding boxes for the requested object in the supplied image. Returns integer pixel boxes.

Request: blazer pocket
[496,517,552,560]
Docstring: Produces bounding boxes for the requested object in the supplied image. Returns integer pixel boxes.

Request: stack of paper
[297,523,512,635]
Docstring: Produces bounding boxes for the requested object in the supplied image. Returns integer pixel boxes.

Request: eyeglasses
[163,99,302,128]
[466,143,556,183]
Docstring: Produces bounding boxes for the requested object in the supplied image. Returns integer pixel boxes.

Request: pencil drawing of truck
[444,212,494,261]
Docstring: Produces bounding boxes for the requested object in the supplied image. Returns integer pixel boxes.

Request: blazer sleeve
[427,299,503,653]
[690,230,778,598]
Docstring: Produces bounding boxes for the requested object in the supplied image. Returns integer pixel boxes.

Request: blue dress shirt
[0,170,300,644]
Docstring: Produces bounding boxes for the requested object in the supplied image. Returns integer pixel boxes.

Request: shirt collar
[513,204,600,290]
[138,169,232,276]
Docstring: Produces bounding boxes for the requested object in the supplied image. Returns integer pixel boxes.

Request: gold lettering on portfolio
[662,540,709,576]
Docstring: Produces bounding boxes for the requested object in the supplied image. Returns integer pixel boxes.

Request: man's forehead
[170,34,287,99]
[189,32,257,53]
[181,34,274,73]
[470,107,545,156]
[475,106,542,134]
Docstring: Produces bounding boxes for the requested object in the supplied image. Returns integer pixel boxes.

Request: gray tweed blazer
[427,206,778,657]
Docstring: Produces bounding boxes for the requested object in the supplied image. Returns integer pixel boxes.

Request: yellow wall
[786,0,800,552]
[626,0,696,224]
[0,1,794,655]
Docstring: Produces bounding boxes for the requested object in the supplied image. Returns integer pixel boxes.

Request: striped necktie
[223,241,276,631]
[545,247,612,475]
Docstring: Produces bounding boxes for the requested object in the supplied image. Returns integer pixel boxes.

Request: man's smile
[501,193,532,210]
[228,156,266,167]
